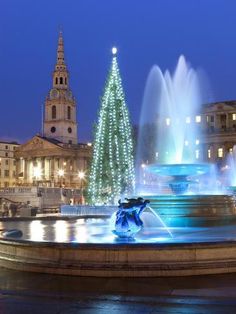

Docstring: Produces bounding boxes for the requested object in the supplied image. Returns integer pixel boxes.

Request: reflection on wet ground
[1,268,236,313]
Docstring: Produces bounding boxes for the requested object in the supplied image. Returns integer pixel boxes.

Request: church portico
[15,135,91,188]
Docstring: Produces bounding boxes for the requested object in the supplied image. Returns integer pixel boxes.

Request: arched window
[67,106,71,120]
[52,105,56,119]
[55,77,58,85]
[60,77,63,84]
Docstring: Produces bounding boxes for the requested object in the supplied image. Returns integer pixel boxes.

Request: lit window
[156,152,159,159]
[166,118,170,126]
[195,115,201,123]
[195,150,199,159]
[206,115,209,122]
[186,117,191,124]
[196,139,200,145]
[208,149,211,159]
[229,148,233,153]
[184,140,189,146]
[218,148,223,158]
[233,114,236,121]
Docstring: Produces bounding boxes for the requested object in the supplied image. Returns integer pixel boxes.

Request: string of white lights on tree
[87,47,135,205]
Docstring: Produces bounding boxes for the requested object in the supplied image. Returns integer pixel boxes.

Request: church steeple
[44,31,78,144]
[53,31,69,89]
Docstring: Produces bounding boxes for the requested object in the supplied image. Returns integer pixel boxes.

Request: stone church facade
[14,32,91,188]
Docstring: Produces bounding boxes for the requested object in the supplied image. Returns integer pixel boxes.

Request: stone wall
[0,187,80,210]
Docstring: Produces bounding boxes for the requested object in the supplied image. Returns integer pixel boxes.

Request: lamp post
[33,166,42,186]
[78,171,85,204]
[58,169,64,188]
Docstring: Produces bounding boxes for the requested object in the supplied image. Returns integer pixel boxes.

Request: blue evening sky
[1,0,236,143]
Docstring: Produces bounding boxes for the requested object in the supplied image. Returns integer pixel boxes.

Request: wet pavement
[1,268,236,313]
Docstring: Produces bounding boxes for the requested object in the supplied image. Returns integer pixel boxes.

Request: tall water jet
[137,55,210,194]
[225,146,236,188]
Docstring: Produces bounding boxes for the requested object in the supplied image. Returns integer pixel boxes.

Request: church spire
[56,31,65,67]
[53,31,69,89]
[44,31,78,144]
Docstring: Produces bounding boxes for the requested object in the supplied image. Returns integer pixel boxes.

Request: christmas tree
[88,47,135,205]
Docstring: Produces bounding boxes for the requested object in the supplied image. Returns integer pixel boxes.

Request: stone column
[214,114,218,130]
[50,157,55,186]
[226,113,229,130]
[15,158,20,183]
[24,158,28,184]
[41,157,45,181]
[65,158,70,187]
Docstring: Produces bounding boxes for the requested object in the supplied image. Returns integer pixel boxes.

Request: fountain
[1,56,236,277]
[137,55,208,186]
[223,147,236,196]
[137,55,236,227]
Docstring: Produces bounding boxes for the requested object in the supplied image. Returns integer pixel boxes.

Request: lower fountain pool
[2,217,236,244]
[2,216,236,277]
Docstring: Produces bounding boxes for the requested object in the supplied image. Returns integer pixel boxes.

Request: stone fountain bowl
[2,216,236,277]
[146,163,211,177]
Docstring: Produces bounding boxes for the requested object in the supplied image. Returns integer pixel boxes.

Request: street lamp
[78,171,85,204]
[78,171,85,180]
[33,166,42,187]
[33,166,42,180]
[58,169,64,187]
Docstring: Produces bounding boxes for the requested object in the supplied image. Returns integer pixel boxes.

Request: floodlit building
[14,32,91,188]
[201,101,236,164]
[0,141,20,187]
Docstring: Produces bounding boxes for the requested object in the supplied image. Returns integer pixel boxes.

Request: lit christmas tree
[88,47,135,205]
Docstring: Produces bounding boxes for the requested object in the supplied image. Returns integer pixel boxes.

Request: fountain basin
[144,194,236,227]
[2,227,236,277]
[146,163,210,177]
[146,163,210,194]
[1,216,236,277]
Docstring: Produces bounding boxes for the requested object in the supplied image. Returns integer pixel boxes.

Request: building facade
[0,141,20,187]
[201,101,236,165]
[14,32,91,188]
[137,100,236,170]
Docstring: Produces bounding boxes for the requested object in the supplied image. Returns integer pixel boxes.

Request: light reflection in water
[74,225,88,243]
[54,220,69,242]
[3,218,236,244]
[30,220,45,241]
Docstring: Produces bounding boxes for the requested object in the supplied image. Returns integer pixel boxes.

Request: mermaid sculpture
[112,197,150,238]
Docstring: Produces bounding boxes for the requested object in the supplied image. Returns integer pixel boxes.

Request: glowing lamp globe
[112,47,117,55]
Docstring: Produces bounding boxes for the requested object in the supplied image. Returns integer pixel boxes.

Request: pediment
[19,136,60,152]
[15,135,63,158]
